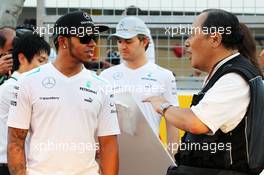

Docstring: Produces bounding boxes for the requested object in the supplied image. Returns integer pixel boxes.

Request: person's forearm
[100,145,119,175]
[99,137,119,175]
[8,145,26,175]
[166,120,179,148]
[164,107,190,131]
[143,96,210,134]
[7,127,27,175]
[164,107,209,134]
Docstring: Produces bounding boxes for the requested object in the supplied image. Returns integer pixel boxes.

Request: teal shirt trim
[25,67,41,77]
[0,75,8,85]
[91,73,107,84]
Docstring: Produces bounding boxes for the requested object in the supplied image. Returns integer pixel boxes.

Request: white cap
[109,16,149,39]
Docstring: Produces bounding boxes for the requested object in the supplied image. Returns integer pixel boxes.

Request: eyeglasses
[54,34,99,46]
[78,35,99,44]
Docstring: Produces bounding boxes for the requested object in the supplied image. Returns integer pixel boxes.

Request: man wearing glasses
[0,27,15,86]
[7,12,120,175]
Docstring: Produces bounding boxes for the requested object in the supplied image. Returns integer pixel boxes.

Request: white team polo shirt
[100,62,178,135]
[191,53,250,134]
[0,71,21,163]
[7,63,120,175]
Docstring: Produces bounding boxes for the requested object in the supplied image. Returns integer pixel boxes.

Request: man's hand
[143,96,168,114]
[145,97,210,134]
[0,53,13,75]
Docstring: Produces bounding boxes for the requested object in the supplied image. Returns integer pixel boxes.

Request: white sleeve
[191,73,250,134]
[7,79,32,129]
[97,88,120,137]
[0,83,14,122]
[163,72,179,106]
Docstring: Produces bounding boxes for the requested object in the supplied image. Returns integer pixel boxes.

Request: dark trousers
[0,165,10,175]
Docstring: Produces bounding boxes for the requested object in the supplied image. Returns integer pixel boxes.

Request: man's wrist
[160,103,173,116]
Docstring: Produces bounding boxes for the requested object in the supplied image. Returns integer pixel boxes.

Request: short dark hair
[12,33,50,71]
[201,9,243,50]
[54,37,59,51]
[137,34,149,51]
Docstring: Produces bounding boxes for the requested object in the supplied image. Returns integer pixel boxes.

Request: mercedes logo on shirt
[113,72,123,80]
[42,77,56,89]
